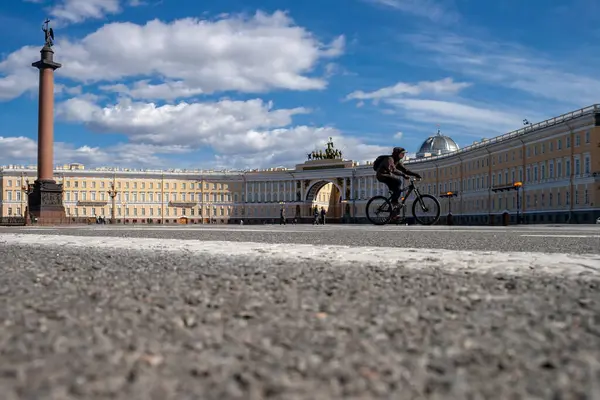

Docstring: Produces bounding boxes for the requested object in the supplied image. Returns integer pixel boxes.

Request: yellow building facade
[1,104,599,225]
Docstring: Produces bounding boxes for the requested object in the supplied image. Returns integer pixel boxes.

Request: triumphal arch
[242,138,386,223]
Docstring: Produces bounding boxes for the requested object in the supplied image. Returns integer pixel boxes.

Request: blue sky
[1,0,599,170]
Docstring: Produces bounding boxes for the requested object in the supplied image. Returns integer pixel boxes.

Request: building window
[566,136,571,148]
[557,139,562,150]
[575,159,580,176]
[585,131,590,143]
[575,135,580,146]
[557,161,562,178]
[584,156,590,174]
[584,190,589,204]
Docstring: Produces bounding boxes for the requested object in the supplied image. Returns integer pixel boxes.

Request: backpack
[372,155,389,171]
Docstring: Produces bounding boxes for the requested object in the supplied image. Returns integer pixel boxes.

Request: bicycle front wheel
[366,196,394,225]
[411,194,441,225]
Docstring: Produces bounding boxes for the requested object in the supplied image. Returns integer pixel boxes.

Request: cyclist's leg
[389,178,403,205]
[379,176,402,205]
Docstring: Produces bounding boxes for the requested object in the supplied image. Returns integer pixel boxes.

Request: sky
[0,0,599,170]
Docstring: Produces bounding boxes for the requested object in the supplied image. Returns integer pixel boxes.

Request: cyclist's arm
[396,163,420,178]
[384,158,404,176]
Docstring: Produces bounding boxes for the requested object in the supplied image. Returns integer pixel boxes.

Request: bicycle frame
[397,179,427,218]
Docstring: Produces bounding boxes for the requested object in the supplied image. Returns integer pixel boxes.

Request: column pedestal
[27,179,66,225]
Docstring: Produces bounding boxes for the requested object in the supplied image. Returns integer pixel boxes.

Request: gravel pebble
[0,244,599,399]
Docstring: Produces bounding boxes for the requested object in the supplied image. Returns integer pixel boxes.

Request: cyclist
[373,147,422,217]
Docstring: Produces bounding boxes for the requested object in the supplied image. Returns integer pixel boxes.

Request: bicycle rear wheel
[411,194,441,225]
[366,196,394,225]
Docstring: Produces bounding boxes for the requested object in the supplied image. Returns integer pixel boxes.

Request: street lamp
[514,181,523,224]
[107,182,118,224]
[440,191,458,225]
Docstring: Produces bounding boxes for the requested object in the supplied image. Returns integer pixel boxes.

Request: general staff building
[1,104,599,225]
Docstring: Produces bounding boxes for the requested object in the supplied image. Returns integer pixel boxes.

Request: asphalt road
[1,223,598,254]
[0,226,599,399]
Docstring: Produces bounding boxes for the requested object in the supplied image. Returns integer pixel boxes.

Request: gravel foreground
[1,244,599,400]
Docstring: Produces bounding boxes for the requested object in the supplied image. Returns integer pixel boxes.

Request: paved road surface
[2,223,599,254]
[0,226,599,399]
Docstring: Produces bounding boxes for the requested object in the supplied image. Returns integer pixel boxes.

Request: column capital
[32,45,62,70]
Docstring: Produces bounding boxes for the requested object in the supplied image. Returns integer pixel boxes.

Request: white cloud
[56,97,310,147]
[0,45,39,100]
[393,131,403,139]
[365,0,460,23]
[402,32,600,107]
[49,0,121,25]
[0,136,191,168]
[99,81,205,101]
[50,95,387,169]
[385,98,546,136]
[346,77,471,103]
[214,132,388,170]
[0,11,344,101]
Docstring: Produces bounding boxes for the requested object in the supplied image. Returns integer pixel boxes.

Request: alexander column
[27,19,66,225]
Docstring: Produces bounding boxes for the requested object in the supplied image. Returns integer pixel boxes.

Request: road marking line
[520,234,600,238]
[1,233,598,278]
[11,226,600,235]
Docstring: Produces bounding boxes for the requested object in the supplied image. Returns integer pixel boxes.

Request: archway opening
[305,181,343,220]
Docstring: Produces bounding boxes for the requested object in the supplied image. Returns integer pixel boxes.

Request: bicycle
[366,177,441,226]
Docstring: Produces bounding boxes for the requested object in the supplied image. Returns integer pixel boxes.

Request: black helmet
[392,147,406,155]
